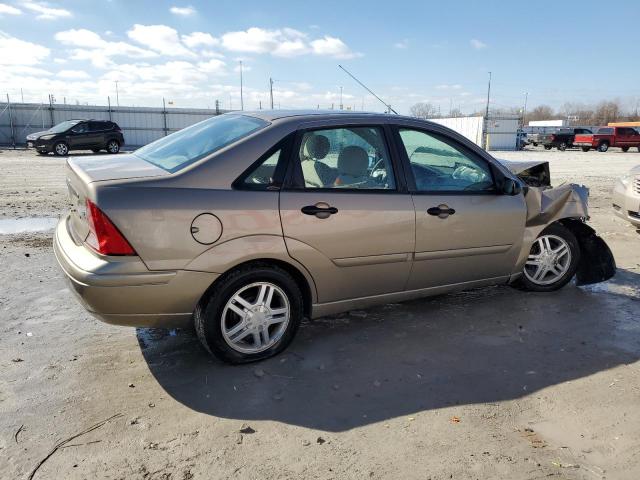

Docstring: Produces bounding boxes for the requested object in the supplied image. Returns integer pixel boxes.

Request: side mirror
[502,178,522,196]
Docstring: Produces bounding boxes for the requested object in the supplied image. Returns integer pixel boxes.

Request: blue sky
[1,0,639,114]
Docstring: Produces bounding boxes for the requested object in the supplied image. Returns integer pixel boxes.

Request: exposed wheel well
[198,259,313,319]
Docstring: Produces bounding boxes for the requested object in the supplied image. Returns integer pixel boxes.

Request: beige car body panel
[612,165,640,227]
[53,111,600,328]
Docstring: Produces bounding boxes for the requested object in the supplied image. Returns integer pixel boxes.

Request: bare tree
[410,102,437,119]
[527,105,556,122]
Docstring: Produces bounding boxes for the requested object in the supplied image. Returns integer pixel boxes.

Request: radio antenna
[338,64,398,114]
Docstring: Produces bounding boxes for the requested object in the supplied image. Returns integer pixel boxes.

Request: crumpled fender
[516,184,616,285]
[558,219,617,286]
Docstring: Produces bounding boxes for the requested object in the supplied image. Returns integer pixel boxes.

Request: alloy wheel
[55,143,68,156]
[221,282,290,354]
[107,141,119,153]
[524,234,572,286]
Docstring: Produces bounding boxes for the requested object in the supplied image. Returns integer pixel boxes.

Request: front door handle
[427,205,456,218]
[301,203,338,219]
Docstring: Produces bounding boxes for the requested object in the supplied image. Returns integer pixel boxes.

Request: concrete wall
[0,102,230,148]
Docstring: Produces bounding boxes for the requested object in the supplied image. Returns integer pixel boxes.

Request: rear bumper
[612,180,640,227]
[53,216,218,327]
[573,142,594,148]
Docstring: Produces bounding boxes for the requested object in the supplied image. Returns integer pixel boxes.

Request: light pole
[339,86,343,110]
[483,71,492,150]
[239,61,244,111]
[269,77,274,109]
[522,91,528,127]
[115,81,119,107]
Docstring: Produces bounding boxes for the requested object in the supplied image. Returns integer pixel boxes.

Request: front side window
[50,120,81,133]
[398,129,494,192]
[71,123,89,134]
[296,127,395,190]
[135,114,268,173]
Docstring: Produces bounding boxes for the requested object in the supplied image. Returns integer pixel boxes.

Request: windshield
[134,114,268,172]
[49,120,81,133]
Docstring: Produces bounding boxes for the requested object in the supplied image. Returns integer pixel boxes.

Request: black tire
[558,142,567,151]
[91,148,101,153]
[598,142,609,152]
[532,142,538,147]
[37,151,48,156]
[106,139,120,154]
[544,145,552,150]
[194,264,303,364]
[581,146,590,152]
[516,223,580,292]
[621,146,629,152]
[53,141,68,156]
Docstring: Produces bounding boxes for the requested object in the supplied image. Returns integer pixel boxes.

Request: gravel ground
[1,146,640,480]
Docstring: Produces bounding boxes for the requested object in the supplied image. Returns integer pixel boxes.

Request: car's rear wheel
[598,142,609,152]
[91,148,101,153]
[53,141,68,156]
[621,146,629,152]
[544,145,552,150]
[37,151,48,156]
[518,224,580,292]
[581,146,590,152]
[106,140,120,154]
[558,142,567,151]
[195,264,303,364]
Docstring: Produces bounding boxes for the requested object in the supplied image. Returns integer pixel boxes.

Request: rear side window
[597,127,614,134]
[135,114,268,173]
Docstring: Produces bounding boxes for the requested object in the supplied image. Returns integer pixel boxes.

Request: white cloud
[470,38,487,50]
[53,57,66,64]
[435,84,462,90]
[0,3,22,15]
[55,28,158,68]
[198,58,227,75]
[220,28,357,58]
[128,24,194,57]
[0,32,50,65]
[394,39,409,49]
[3,65,51,75]
[310,36,359,59]
[58,69,90,79]
[182,31,218,48]
[170,5,196,16]
[21,1,71,20]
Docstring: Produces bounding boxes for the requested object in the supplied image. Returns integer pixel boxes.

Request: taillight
[85,199,136,256]
[550,134,556,141]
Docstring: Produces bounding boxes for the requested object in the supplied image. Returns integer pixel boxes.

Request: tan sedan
[54,111,615,363]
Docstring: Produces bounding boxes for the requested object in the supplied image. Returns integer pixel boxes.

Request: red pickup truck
[574,126,640,152]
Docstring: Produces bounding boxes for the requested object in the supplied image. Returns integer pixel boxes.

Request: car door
[279,124,415,303]
[67,122,92,148]
[394,126,527,290]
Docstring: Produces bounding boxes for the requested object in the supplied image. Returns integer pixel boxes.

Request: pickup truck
[539,127,592,151]
[574,126,640,152]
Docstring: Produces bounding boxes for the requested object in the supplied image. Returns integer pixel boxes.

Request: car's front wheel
[195,264,303,364]
[106,140,120,154]
[598,142,609,152]
[519,224,580,292]
[53,141,68,156]
[581,146,590,152]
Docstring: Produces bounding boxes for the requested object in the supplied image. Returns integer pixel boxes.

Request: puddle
[0,217,58,234]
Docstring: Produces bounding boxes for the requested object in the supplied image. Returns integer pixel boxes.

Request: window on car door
[398,128,494,192]
[296,127,396,190]
[395,127,525,290]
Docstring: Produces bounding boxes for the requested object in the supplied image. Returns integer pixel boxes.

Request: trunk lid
[65,153,169,244]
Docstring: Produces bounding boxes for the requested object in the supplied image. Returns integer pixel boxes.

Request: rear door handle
[427,205,456,218]
[301,203,338,219]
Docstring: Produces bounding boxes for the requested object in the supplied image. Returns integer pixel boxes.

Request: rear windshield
[134,114,268,173]
[49,120,81,133]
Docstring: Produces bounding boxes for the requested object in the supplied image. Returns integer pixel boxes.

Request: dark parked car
[539,127,592,151]
[26,119,124,156]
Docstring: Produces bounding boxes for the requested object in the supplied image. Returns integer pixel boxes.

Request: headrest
[337,146,369,176]
[303,134,330,160]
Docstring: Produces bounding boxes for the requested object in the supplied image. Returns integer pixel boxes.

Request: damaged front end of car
[500,159,616,286]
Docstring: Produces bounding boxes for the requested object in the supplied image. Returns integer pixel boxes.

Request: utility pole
[115,81,120,106]
[522,91,528,127]
[239,61,244,111]
[259,100,262,110]
[269,77,274,109]
[483,71,492,150]
[20,88,24,103]
[339,86,343,110]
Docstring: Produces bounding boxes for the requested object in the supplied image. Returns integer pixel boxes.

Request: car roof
[242,109,415,123]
